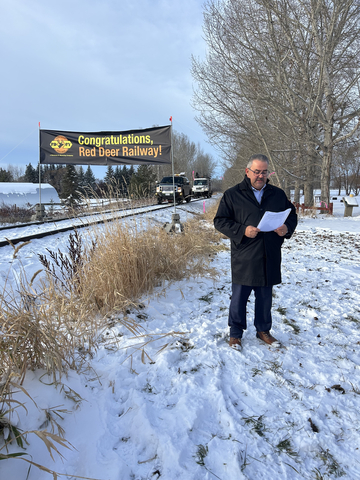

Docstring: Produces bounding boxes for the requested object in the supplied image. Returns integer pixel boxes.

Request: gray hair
[247,154,269,168]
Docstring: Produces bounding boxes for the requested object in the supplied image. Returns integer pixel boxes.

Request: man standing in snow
[214,154,297,348]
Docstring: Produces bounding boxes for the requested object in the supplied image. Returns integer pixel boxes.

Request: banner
[40,125,171,166]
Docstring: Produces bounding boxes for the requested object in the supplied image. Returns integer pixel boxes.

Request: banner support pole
[162,116,183,234]
[38,122,43,220]
[170,118,176,215]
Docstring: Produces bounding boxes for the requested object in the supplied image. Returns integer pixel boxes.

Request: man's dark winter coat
[214,176,297,286]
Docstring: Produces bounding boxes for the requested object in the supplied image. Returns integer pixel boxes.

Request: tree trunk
[283,176,291,199]
[320,150,332,206]
[303,158,314,206]
[294,179,301,204]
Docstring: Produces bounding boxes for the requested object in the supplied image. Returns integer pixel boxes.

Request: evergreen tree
[128,165,135,183]
[111,165,122,196]
[77,166,85,195]
[130,165,157,197]
[43,164,65,196]
[119,165,129,195]
[36,163,45,182]
[61,165,80,205]
[104,166,115,185]
[24,163,37,183]
[0,168,13,182]
[84,165,96,194]
[103,165,116,197]
[114,165,121,184]
[95,180,107,197]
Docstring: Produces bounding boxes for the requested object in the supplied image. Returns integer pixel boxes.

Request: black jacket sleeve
[283,201,297,239]
[213,189,247,242]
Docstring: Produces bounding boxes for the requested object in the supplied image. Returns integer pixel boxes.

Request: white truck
[192,177,212,198]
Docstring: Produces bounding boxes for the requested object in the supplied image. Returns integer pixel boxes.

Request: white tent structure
[0,183,60,207]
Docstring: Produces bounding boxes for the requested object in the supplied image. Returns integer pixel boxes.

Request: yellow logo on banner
[50,135,72,154]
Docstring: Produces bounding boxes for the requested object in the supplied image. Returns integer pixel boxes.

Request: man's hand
[245,226,260,238]
[274,224,288,237]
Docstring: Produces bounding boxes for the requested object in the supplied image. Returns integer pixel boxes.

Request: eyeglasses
[247,168,269,176]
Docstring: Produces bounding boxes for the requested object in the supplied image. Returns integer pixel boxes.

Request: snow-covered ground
[1,194,360,480]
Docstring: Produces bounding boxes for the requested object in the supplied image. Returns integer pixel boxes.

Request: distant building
[0,183,60,207]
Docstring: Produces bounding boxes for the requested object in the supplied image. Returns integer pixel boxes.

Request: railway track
[0,198,211,248]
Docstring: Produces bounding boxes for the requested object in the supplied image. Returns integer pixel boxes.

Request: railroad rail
[0,198,210,248]
[0,198,154,232]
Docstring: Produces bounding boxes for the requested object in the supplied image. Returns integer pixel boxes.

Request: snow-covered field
[1,194,360,480]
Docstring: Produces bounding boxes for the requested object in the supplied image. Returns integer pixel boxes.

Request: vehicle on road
[155,174,192,204]
[192,177,212,198]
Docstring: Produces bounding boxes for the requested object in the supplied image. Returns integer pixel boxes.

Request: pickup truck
[155,174,192,204]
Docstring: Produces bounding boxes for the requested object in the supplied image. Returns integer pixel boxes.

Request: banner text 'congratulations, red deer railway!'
[40,126,171,166]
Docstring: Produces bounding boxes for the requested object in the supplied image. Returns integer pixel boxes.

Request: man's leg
[228,284,252,338]
[253,286,273,333]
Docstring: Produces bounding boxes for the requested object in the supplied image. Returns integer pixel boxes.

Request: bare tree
[264,0,360,203]
[158,130,217,180]
[7,164,24,181]
[192,0,317,199]
[192,0,360,203]
[332,140,360,194]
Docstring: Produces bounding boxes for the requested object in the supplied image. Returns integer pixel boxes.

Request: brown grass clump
[76,214,224,314]
[202,198,221,222]
[0,280,103,383]
[1,210,224,383]
[0,203,35,224]
[0,206,225,474]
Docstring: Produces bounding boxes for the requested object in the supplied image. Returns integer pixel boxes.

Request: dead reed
[0,202,225,473]
[0,203,35,224]
[79,215,223,313]
[1,207,224,381]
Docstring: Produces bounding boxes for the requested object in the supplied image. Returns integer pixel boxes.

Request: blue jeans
[228,284,273,338]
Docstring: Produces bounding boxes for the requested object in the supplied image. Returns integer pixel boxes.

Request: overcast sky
[0,0,221,179]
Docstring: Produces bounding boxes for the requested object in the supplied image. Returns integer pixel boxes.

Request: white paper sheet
[257,208,291,232]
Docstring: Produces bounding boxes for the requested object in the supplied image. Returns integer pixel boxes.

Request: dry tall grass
[1,205,224,381]
[0,203,35,224]
[1,201,225,475]
[80,216,222,313]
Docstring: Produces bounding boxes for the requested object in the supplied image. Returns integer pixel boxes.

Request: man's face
[245,160,269,190]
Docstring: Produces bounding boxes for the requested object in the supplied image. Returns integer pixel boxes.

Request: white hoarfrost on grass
[1,195,360,480]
